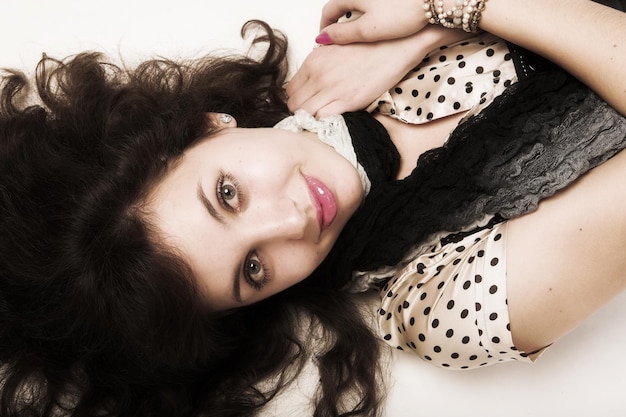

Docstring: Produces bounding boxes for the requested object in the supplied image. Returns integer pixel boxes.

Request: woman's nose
[244,197,309,242]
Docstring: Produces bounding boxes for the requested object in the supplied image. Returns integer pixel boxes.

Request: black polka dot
[410,317,415,326]
[490,258,499,267]
[386,290,393,298]
[426,112,434,120]
[438,95,446,103]
[418,333,426,342]
[475,302,482,311]
[386,313,392,320]
[379,309,386,316]
[462,336,471,344]
[466,85,474,94]
[494,70,501,77]
[416,262,425,273]
[437,280,445,289]
[434,345,442,353]
[438,55,447,62]
[435,265,445,277]
[456,54,464,60]
[494,233,502,241]
[474,275,482,283]
[417,74,425,80]
[486,48,495,57]
[451,353,460,359]
[489,285,498,294]
[412,89,419,97]
[460,309,469,319]
[446,329,454,338]
[384,334,392,341]
[453,102,461,110]
[490,312,498,321]
[447,77,456,85]
[394,87,403,94]
[456,246,466,253]
[425,91,431,99]
[403,300,410,309]
[423,307,431,315]
[475,66,484,74]
[492,337,501,344]
[458,61,466,68]
[434,74,441,82]
[469,355,478,361]
[420,292,427,301]
[432,319,440,328]
[416,108,423,116]
[447,300,455,310]
[463,280,471,290]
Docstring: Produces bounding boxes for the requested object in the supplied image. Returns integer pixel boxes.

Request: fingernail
[315,32,333,45]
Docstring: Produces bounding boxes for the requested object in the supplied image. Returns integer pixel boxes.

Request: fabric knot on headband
[274,110,371,196]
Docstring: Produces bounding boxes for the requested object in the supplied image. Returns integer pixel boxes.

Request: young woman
[1,1,624,417]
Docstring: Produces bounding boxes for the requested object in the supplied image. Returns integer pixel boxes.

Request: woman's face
[148,125,363,310]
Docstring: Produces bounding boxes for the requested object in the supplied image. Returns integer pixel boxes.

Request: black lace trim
[317,69,626,289]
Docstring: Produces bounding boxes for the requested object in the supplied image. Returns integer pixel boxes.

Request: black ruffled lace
[317,69,626,289]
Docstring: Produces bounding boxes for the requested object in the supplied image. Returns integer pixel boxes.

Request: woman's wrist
[423,0,488,32]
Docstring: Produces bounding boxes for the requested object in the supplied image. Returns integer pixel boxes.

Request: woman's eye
[217,174,242,211]
[244,253,269,290]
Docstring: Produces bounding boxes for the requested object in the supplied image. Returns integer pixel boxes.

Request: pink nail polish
[315,32,333,45]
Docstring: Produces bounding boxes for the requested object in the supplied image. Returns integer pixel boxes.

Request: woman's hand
[288,26,472,117]
[317,0,428,45]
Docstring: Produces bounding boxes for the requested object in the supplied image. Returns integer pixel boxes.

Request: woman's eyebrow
[196,181,242,303]
[197,182,225,225]
[231,269,242,303]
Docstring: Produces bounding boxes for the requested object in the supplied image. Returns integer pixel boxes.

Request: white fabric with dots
[369,32,518,124]
[378,221,535,369]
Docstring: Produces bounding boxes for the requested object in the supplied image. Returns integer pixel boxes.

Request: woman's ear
[205,112,237,128]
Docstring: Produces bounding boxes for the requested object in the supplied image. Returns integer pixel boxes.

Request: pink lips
[303,174,337,233]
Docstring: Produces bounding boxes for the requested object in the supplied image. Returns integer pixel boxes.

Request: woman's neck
[374,112,467,179]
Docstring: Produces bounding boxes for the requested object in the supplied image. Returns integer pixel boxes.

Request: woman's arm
[479,0,626,115]
[300,0,626,116]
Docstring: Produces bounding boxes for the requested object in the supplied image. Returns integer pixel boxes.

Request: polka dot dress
[368,32,518,124]
[377,220,535,369]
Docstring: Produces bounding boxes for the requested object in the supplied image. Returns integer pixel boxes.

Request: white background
[2,1,625,416]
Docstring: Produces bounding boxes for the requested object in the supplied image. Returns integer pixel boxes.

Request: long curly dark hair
[0,20,382,417]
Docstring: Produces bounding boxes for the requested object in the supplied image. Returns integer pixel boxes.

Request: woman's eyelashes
[216,171,244,212]
[243,252,271,291]
[215,172,270,292]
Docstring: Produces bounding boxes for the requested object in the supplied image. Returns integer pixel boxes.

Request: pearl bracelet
[423,0,487,32]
